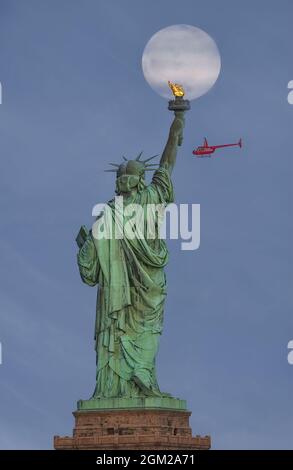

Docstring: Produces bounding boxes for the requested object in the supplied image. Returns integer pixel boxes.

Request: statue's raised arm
[160,111,185,175]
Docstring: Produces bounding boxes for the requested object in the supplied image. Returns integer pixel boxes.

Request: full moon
[142,25,221,100]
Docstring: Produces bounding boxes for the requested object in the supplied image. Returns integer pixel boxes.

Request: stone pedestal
[54,409,211,450]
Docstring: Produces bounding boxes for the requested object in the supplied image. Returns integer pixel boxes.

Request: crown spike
[122,156,128,161]
[104,169,117,172]
[136,151,143,161]
[109,163,120,167]
[143,154,159,163]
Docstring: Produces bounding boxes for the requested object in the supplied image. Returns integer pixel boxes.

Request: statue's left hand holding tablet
[76,225,90,248]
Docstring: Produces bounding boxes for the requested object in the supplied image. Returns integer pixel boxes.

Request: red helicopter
[193,138,242,157]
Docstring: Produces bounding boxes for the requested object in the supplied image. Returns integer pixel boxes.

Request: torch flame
[168,81,185,97]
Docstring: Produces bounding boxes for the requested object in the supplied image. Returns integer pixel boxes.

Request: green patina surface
[77,397,187,411]
[76,111,186,409]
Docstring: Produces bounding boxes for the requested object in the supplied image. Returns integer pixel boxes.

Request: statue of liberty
[77,110,185,401]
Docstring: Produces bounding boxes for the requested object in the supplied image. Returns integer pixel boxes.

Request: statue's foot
[133,374,162,397]
[160,391,173,398]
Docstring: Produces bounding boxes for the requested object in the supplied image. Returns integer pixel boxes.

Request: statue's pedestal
[54,408,211,450]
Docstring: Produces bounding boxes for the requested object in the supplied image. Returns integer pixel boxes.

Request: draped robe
[77,167,173,398]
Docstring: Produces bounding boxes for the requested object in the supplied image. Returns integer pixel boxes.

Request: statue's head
[105,152,159,194]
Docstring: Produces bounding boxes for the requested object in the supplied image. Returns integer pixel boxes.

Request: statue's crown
[105,152,159,177]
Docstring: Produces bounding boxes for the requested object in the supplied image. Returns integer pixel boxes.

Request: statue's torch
[168,81,191,112]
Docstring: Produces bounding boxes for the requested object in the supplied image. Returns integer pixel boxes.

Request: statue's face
[116,160,146,194]
[116,174,140,193]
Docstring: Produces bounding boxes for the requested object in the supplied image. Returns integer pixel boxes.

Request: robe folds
[77,167,174,397]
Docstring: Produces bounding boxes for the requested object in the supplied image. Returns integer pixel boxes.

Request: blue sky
[0,0,292,449]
